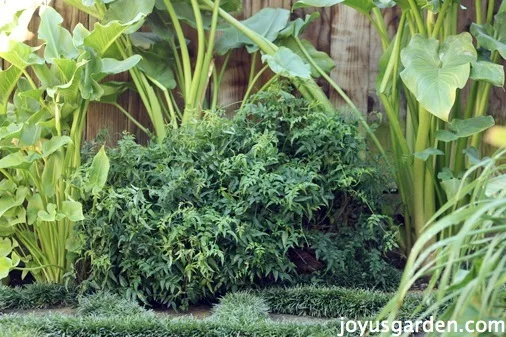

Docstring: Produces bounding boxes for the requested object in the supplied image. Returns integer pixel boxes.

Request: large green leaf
[215,8,290,55]
[292,0,376,14]
[105,0,156,33]
[471,13,506,59]
[278,37,335,78]
[38,6,78,63]
[83,21,129,57]
[262,47,312,79]
[86,146,110,196]
[400,33,477,121]
[435,116,495,142]
[470,61,505,87]
[0,66,23,114]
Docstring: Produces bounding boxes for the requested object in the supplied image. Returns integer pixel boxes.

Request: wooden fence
[30,1,506,143]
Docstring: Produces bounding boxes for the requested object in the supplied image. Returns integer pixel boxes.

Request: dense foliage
[76,90,397,308]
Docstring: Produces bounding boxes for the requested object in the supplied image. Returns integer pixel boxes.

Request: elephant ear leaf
[262,47,312,79]
[400,33,477,121]
[38,6,79,63]
[0,238,20,279]
[215,8,290,55]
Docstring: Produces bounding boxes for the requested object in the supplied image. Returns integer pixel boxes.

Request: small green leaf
[262,47,312,79]
[435,116,495,142]
[278,13,320,39]
[471,13,506,59]
[414,148,444,161]
[27,193,44,225]
[38,203,57,222]
[0,256,13,279]
[0,238,14,257]
[400,33,477,121]
[100,55,142,75]
[86,146,110,196]
[41,152,64,198]
[61,201,85,222]
[470,61,505,87]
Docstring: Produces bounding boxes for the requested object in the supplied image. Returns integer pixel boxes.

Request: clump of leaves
[77,292,149,317]
[210,292,270,325]
[0,284,76,310]
[78,89,396,308]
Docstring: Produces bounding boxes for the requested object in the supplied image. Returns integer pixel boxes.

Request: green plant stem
[112,103,150,135]
[475,0,484,24]
[486,0,495,24]
[164,0,193,98]
[240,65,270,110]
[196,0,221,118]
[211,52,232,110]
[431,0,452,39]
[257,74,280,93]
[248,52,259,87]
[370,8,390,50]
[413,107,432,237]
[185,0,207,121]
[408,0,427,36]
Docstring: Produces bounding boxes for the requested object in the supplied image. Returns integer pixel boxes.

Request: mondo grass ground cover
[0,291,363,337]
[0,284,426,319]
[259,286,426,320]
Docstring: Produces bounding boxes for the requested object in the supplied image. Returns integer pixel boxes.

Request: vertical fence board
[328,5,370,114]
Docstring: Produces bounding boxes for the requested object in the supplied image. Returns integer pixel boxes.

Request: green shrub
[210,292,269,325]
[77,292,149,317]
[258,286,425,319]
[0,284,76,310]
[0,314,358,337]
[78,89,397,308]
